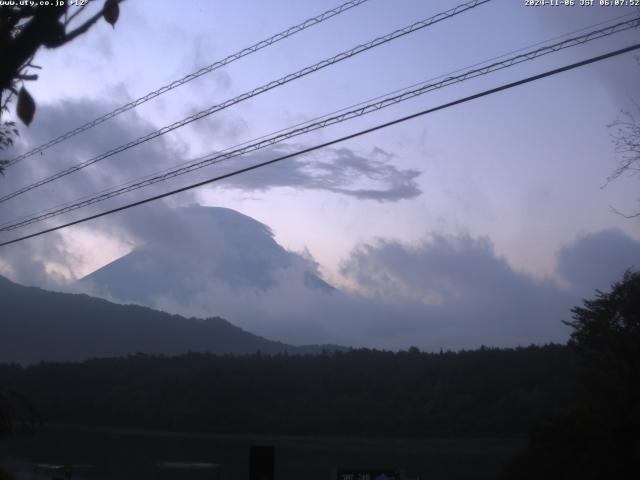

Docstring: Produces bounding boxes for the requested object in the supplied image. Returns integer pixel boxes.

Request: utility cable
[1,16,637,233]
[0,0,491,204]
[1,42,638,248]
[4,0,372,167]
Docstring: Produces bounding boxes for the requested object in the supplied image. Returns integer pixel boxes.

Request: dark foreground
[0,425,526,480]
[0,346,576,438]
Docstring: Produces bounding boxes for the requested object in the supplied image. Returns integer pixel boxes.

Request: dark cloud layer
[340,234,574,348]
[221,145,422,202]
[0,97,185,228]
[556,228,640,294]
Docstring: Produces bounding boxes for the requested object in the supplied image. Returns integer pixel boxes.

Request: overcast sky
[0,0,639,349]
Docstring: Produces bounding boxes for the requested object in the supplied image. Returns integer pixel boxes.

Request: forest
[0,345,575,437]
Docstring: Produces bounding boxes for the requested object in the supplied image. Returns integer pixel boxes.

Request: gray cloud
[0,231,77,290]
[221,145,422,202]
[340,234,574,348]
[0,96,187,227]
[556,228,640,294]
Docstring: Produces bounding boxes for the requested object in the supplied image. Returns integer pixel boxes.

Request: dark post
[249,445,274,480]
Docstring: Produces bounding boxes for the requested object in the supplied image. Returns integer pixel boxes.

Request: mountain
[78,206,334,307]
[0,275,341,364]
[75,206,337,344]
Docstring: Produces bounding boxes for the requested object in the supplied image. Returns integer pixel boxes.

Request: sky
[0,0,639,349]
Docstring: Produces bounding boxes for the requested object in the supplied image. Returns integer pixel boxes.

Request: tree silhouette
[565,270,640,457]
[0,0,122,174]
[0,1,123,461]
[504,270,640,479]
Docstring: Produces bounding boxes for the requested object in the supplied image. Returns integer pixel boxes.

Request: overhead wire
[0,0,491,204]
[10,7,635,226]
[4,0,372,168]
[1,15,637,233]
[1,41,639,248]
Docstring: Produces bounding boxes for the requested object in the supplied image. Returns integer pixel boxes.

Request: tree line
[0,344,576,438]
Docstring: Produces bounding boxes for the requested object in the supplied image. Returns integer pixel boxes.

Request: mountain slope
[0,276,334,364]
[75,205,338,345]
[78,206,334,309]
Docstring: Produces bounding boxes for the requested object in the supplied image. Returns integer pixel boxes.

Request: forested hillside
[0,345,576,437]
[0,276,339,363]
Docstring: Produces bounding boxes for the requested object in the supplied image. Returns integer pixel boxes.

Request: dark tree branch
[64,4,88,27]
[62,7,108,44]
[609,205,640,219]
[64,0,125,41]
[16,74,38,81]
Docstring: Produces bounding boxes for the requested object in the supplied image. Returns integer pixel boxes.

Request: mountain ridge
[0,275,344,364]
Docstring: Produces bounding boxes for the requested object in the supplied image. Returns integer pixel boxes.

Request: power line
[1,42,638,248]
[12,8,632,230]
[2,16,637,233]
[0,0,491,205]
[13,7,629,232]
[4,0,372,168]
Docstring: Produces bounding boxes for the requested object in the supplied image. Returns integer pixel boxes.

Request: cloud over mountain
[2,98,639,351]
[71,204,640,350]
[76,205,340,344]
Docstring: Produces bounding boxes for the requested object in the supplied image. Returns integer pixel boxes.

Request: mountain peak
[77,206,334,322]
